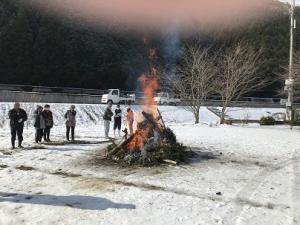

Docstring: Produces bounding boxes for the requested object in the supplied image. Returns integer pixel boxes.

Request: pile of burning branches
[103,67,186,166]
[106,109,186,166]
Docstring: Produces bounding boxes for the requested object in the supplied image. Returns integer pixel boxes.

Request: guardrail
[0,90,103,104]
[1,89,300,108]
[201,100,283,108]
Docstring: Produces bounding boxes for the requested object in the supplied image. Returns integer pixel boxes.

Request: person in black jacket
[8,102,27,149]
[42,104,54,142]
[113,104,122,137]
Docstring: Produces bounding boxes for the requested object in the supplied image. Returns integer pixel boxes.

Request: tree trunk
[194,111,200,124]
[220,106,226,124]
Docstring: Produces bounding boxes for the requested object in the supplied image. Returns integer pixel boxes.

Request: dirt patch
[235,197,277,210]
[224,158,276,169]
[48,167,169,193]
[0,150,13,155]
[43,140,111,146]
[185,148,219,164]
[74,177,116,192]
[2,152,12,155]
[24,146,47,150]
[15,165,35,171]
[0,146,46,154]
[51,171,82,178]
[0,164,8,169]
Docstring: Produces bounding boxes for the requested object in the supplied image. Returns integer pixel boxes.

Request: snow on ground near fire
[0,102,299,225]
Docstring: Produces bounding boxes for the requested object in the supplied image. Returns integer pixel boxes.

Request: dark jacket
[34,110,46,129]
[42,110,54,128]
[114,108,122,119]
[65,110,76,127]
[9,108,27,128]
[103,107,113,121]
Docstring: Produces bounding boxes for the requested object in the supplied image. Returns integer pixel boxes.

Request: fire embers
[126,111,165,152]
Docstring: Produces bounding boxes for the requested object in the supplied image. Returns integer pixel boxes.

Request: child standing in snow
[113,104,122,137]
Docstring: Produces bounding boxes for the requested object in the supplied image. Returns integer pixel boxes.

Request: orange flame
[139,67,159,114]
[126,127,151,151]
[124,68,159,151]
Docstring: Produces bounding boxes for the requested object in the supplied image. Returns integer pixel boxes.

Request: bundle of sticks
[107,109,168,158]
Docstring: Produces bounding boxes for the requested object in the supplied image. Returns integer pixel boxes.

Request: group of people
[8,102,56,149]
[34,104,77,142]
[33,104,54,143]
[103,102,134,138]
[8,102,135,149]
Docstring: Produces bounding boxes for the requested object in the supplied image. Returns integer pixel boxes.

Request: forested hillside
[0,0,299,96]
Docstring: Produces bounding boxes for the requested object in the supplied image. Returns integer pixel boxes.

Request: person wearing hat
[34,105,46,143]
[113,104,122,137]
[103,102,113,138]
[42,104,54,142]
[64,105,77,141]
[8,102,28,149]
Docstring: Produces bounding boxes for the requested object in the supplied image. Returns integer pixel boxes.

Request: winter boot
[18,141,23,148]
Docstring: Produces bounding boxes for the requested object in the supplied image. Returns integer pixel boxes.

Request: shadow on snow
[0,192,136,211]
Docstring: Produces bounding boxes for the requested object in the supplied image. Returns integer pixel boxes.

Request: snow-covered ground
[221,107,285,121]
[0,102,299,225]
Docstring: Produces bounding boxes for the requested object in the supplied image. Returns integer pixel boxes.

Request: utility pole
[285,0,296,122]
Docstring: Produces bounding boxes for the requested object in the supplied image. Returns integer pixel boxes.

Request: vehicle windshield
[156,93,167,97]
[112,90,118,95]
[107,89,118,95]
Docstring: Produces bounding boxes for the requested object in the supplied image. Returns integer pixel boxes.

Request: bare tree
[215,43,267,124]
[166,44,217,124]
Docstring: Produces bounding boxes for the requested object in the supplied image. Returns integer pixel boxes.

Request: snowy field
[0,103,299,225]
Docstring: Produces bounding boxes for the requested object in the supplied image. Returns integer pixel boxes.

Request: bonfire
[105,68,186,166]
